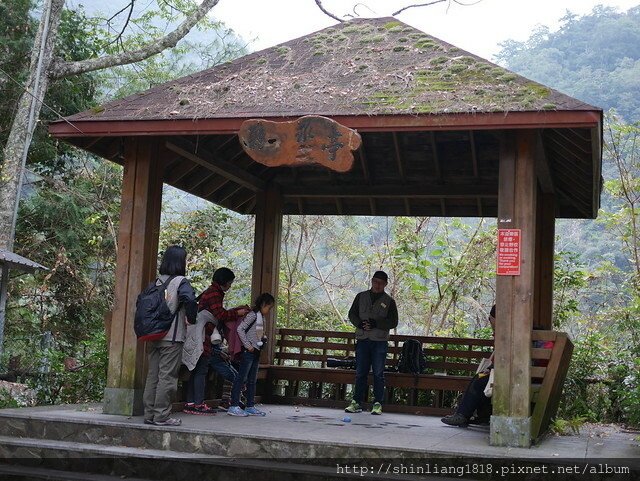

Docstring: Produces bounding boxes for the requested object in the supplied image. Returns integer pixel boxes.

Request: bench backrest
[274,328,493,377]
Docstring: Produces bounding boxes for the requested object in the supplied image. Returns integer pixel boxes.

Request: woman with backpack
[227,293,275,417]
[143,245,197,427]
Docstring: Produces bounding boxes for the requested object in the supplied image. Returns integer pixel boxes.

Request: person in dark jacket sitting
[441,304,496,427]
[345,270,398,416]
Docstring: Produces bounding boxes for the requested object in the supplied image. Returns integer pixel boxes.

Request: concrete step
[0,436,446,481]
[0,411,423,461]
[0,463,151,481]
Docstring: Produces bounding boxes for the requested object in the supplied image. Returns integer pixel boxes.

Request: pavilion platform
[0,404,637,480]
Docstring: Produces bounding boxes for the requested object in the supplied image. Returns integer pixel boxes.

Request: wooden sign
[497,229,521,276]
[238,115,361,172]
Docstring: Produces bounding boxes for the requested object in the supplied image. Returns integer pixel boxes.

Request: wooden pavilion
[49,17,602,447]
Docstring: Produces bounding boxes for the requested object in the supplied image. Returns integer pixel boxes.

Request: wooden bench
[264,328,493,416]
[263,328,573,440]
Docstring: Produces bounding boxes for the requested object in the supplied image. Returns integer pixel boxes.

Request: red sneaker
[193,403,217,415]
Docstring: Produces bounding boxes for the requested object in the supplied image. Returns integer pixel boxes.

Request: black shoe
[441,413,469,427]
[468,416,490,425]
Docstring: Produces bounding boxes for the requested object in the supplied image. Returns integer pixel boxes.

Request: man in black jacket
[345,271,398,415]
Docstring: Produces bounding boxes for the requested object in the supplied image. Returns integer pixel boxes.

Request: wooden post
[491,130,536,447]
[103,138,164,415]
[534,191,555,329]
[251,183,282,365]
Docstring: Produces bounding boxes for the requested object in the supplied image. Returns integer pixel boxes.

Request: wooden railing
[266,328,494,415]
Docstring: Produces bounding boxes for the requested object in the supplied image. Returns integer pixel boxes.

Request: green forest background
[1,2,638,429]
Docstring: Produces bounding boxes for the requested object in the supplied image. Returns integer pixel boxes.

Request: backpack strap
[157,275,175,294]
[160,275,182,343]
[244,314,258,333]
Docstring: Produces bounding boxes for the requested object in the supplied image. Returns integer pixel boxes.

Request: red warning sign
[497,229,521,276]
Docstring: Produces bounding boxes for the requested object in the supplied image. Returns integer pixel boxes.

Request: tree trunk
[0,0,64,251]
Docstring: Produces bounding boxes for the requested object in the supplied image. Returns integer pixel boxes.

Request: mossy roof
[61,17,597,123]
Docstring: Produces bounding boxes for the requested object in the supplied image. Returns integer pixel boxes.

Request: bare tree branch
[49,0,220,79]
[393,0,448,16]
[314,0,343,22]
[105,1,133,25]
[393,0,483,16]
[106,0,136,48]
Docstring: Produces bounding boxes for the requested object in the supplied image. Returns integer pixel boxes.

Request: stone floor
[1,403,638,460]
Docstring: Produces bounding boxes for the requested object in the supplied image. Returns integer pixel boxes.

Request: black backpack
[397,339,427,375]
[134,276,178,342]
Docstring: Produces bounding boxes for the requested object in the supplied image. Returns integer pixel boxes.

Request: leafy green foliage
[159,205,253,304]
[0,389,20,408]
[28,332,108,405]
[0,3,100,173]
[550,416,587,436]
[553,251,587,328]
[498,6,640,428]
[496,6,640,122]
[391,217,496,336]
[12,161,121,350]
[0,0,34,159]
[561,331,611,421]
[2,1,248,406]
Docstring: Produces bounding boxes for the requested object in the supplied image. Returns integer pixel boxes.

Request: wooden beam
[358,147,371,184]
[283,184,496,198]
[199,177,231,199]
[251,184,283,365]
[242,196,257,214]
[50,110,602,138]
[430,132,442,182]
[186,170,217,191]
[369,198,377,216]
[214,184,244,204]
[590,125,602,218]
[550,128,591,155]
[392,132,406,181]
[544,134,591,177]
[211,133,240,155]
[470,131,479,178]
[534,190,555,330]
[492,129,535,447]
[79,136,104,151]
[404,198,411,216]
[101,138,124,162]
[536,133,554,194]
[336,198,343,215]
[104,138,164,416]
[228,190,256,212]
[166,141,266,192]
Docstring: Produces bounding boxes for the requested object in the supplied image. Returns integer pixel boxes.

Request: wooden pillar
[251,183,282,365]
[491,130,536,447]
[103,138,164,415]
[534,191,555,329]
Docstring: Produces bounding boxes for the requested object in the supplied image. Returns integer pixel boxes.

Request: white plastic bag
[483,369,494,398]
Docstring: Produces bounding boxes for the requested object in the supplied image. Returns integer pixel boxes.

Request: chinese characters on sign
[497,229,521,276]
